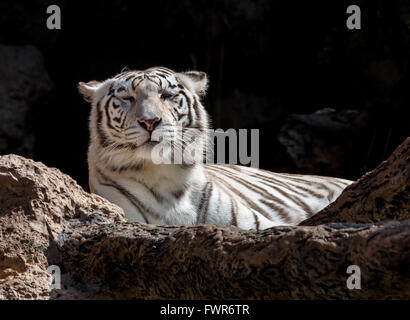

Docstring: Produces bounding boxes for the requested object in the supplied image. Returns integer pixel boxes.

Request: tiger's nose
[137,116,161,132]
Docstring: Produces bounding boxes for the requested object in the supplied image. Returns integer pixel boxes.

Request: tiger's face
[79,67,209,163]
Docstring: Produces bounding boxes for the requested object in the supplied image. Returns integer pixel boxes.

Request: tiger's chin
[129,140,161,162]
[132,139,198,166]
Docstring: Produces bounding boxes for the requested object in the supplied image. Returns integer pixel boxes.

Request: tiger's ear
[178,71,208,96]
[78,80,102,102]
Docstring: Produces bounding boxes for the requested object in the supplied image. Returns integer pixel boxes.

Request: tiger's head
[79,67,210,166]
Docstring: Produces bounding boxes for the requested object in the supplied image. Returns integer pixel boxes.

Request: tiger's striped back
[203,164,351,229]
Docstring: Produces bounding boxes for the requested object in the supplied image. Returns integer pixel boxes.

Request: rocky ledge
[0,138,409,299]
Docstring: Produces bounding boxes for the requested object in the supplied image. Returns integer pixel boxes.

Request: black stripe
[96,168,161,223]
[104,96,120,132]
[221,166,315,216]
[277,173,334,192]
[192,97,202,129]
[250,172,312,198]
[230,197,238,227]
[96,100,111,148]
[130,177,166,204]
[132,77,144,89]
[207,165,295,219]
[273,173,327,198]
[108,162,144,173]
[207,171,273,222]
[322,179,347,190]
[259,199,294,224]
[96,168,151,223]
[252,211,260,231]
[195,182,213,224]
[246,173,314,215]
[125,74,135,82]
[178,90,192,106]
[152,67,173,75]
[146,75,160,86]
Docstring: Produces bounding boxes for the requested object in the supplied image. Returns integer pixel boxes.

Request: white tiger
[78,67,352,230]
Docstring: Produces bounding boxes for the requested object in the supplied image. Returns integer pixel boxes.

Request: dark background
[0,0,409,190]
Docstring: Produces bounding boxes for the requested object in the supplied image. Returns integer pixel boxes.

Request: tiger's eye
[160,92,173,100]
[122,96,135,102]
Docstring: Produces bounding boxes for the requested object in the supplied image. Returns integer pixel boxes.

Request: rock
[62,220,410,299]
[0,44,53,156]
[300,137,410,226]
[0,154,125,300]
[278,108,368,176]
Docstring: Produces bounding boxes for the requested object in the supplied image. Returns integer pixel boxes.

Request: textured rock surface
[0,44,52,156]
[301,137,410,226]
[62,220,410,299]
[0,155,125,299]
